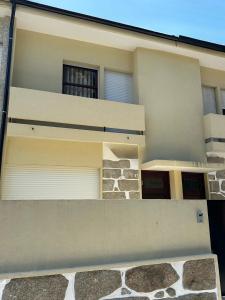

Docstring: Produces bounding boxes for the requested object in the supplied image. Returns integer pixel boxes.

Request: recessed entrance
[182,172,206,199]
[141,171,171,199]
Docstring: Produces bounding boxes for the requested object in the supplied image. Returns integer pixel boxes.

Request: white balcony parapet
[204,113,225,157]
[8,87,145,145]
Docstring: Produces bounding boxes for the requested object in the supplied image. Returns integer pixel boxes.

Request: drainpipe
[0,0,16,174]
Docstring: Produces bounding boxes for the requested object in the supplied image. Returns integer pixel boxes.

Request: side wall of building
[0,17,10,138]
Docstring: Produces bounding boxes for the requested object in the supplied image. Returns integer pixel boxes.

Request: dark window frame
[62,64,98,99]
[141,171,171,199]
[182,172,206,200]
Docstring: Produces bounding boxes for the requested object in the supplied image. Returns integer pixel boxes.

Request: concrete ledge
[0,253,218,280]
[142,160,225,173]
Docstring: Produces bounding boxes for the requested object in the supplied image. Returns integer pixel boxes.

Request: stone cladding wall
[208,170,225,200]
[0,258,219,300]
[207,157,225,200]
[102,159,140,200]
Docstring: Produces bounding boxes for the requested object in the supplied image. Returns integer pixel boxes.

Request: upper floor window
[104,70,134,103]
[202,86,217,115]
[63,64,98,99]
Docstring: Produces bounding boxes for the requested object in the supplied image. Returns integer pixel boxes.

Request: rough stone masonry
[209,170,225,200]
[0,257,219,300]
[102,159,140,200]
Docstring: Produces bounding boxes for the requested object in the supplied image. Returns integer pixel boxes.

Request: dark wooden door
[141,171,171,199]
[182,172,206,199]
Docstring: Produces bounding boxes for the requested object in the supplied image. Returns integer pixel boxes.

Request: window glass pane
[202,86,217,115]
[63,65,98,98]
[63,84,96,98]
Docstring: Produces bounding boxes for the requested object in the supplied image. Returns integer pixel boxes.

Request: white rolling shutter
[202,86,217,115]
[104,70,134,103]
[1,165,99,200]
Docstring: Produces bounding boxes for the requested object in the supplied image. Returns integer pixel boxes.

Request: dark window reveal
[63,64,98,98]
[182,172,206,199]
[141,171,171,199]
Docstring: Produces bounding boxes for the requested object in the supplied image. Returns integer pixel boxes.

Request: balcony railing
[7,87,145,145]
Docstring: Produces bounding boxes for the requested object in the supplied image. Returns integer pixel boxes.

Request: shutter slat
[104,70,134,103]
[1,165,99,200]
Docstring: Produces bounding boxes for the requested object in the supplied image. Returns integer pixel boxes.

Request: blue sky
[33,0,225,45]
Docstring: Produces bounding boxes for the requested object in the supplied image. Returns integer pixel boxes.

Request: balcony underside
[142,159,225,173]
[7,122,145,145]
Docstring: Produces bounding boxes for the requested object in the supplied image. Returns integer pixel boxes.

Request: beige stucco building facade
[3,27,225,200]
[1,0,225,299]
